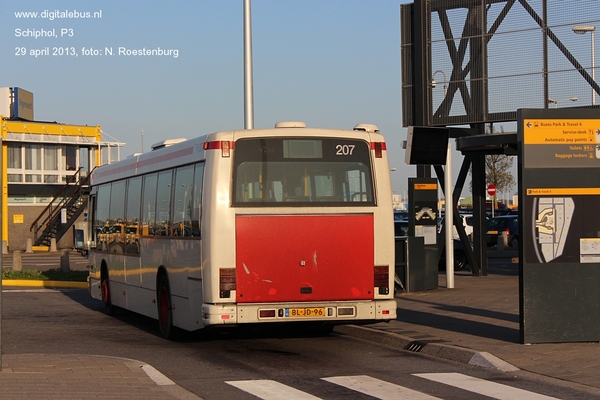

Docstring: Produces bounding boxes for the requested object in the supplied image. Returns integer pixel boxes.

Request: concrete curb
[334,324,518,372]
[1,280,87,289]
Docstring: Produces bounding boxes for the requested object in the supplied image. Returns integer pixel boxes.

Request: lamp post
[573,25,596,105]
[547,97,578,108]
[431,70,448,95]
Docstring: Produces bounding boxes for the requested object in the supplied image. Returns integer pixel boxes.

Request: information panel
[523,118,600,168]
[408,178,438,245]
[519,109,600,344]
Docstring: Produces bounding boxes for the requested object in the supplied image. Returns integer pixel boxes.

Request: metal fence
[402,0,600,127]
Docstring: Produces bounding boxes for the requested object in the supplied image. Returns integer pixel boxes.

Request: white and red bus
[87,121,397,338]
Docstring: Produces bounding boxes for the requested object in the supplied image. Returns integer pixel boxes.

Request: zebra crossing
[226,373,560,400]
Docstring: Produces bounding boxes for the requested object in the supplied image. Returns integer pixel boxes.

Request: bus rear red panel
[235,214,374,303]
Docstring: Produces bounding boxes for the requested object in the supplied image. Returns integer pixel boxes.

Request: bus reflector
[382,310,390,315]
[374,265,389,287]
[259,309,276,318]
[338,307,355,316]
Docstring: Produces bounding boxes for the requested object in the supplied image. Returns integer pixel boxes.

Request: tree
[485,153,515,199]
[468,125,516,206]
[484,125,516,200]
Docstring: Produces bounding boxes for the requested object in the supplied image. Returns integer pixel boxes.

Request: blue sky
[1,0,500,199]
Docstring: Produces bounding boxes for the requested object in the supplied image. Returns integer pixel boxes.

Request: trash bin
[395,236,438,293]
[73,228,84,249]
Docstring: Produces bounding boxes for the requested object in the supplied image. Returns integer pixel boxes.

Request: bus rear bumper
[202,299,397,326]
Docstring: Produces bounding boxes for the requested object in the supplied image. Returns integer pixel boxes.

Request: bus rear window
[233,138,375,206]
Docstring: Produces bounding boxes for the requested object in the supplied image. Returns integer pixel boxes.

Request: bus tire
[157,273,174,339]
[101,266,116,316]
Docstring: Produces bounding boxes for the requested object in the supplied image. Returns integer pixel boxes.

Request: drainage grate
[405,341,425,352]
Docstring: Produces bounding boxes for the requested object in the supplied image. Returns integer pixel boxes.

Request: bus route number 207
[336,144,355,156]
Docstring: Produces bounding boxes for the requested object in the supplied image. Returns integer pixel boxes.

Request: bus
[86,121,397,338]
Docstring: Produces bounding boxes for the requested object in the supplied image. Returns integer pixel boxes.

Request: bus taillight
[371,142,386,158]
[219,268,236,298]
[202,140,232,157]
[374,265,390,295]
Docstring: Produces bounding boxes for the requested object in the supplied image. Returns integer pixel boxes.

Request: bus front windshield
[233,138,375,206]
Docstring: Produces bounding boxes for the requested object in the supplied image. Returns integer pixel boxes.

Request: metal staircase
[30,167,92,247]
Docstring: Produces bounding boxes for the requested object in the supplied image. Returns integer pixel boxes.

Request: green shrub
[2,268,88,282]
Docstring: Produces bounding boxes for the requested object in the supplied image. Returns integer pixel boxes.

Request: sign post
[519,108,600,344]
[487,184,496,217]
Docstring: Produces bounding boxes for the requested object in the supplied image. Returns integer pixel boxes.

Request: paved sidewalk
[338,248,600,395]
[0,354,200,399]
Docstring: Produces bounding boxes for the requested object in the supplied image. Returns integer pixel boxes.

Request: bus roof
[91,122,384,185]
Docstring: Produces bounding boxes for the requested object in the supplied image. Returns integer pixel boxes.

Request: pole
[445,143,454,288]
[243,0,254,129]
[0,137,3,370]
[592,29,596,105]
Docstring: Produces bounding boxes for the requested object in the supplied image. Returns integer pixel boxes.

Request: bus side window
[191,162,204,237]
[96,183,111,251]
[156,170,173,236]
[142,173,158,236]
[172,165,194,237]
[126,176,142,254]
[109,180,126,252]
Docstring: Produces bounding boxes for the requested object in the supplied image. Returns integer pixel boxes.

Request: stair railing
[30,167,92,244]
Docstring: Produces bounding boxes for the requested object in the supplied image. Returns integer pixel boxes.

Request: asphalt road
[0,284,590,399]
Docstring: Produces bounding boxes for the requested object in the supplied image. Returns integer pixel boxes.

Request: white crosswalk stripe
[414,373,560,400]
[226,373,562,400]
[323,375,441,400]
[226,379,322,400]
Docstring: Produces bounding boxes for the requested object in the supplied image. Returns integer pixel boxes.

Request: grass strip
[2,268,88,282]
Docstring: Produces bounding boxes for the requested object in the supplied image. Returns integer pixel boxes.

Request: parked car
[495,208,519,216]
[439,239,473,271]
[393,210,409,221]
[438,213,474,240]
[486,215,519,247]
[396,219,471,270]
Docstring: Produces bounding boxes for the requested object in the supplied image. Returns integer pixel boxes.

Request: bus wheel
[101,272,115,316]
[157,274,174,339]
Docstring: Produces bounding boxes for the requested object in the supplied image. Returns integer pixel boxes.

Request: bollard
[25,238,33,253]
[502,231,509,248]
[60,249,71,272]
[13,250,22,271]
[497,233,505,251]
[50,238,58,253]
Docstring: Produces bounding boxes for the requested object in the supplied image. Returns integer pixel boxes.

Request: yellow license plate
[487,230,498,235]
[289,307,326,318]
